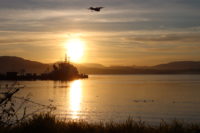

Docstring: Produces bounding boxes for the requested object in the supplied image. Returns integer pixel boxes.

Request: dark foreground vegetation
[0,114,200,133]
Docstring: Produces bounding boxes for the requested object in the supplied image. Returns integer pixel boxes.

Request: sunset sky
[0,0,200,66]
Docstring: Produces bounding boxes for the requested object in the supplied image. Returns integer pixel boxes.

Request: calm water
[1,75,200,124]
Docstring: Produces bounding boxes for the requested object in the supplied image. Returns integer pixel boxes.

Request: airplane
[88,7,104,12]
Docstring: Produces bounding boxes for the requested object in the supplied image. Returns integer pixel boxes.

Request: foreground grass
[1,114,200,133]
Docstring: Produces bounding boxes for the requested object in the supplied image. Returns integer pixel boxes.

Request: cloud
[126,33,200,43]
[0,0,200,65]
[0,0,200,10]
[0,0,200,33]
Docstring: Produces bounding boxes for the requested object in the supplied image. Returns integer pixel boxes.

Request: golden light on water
[66,38,84,63]
[69,80,82,119]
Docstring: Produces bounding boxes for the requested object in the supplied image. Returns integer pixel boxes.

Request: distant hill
[0,56,199,74]
[0,56,48,74]
[152,61,200,70]
[76,63,105,68]
[76,61,200,74]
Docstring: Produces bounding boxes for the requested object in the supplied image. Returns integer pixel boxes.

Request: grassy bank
[1,114,200,133]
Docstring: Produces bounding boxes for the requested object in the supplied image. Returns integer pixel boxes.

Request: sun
[65,38,84,62]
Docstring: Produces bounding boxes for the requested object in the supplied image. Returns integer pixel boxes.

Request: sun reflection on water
[69,80,82,119]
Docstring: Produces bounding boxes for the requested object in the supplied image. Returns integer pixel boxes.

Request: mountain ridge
[152,61,200,70]
[0,56,200,74]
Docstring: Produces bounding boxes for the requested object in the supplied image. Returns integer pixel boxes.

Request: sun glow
[66,38,84,62]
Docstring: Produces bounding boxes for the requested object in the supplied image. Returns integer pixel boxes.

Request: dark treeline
[0,62,88,81]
